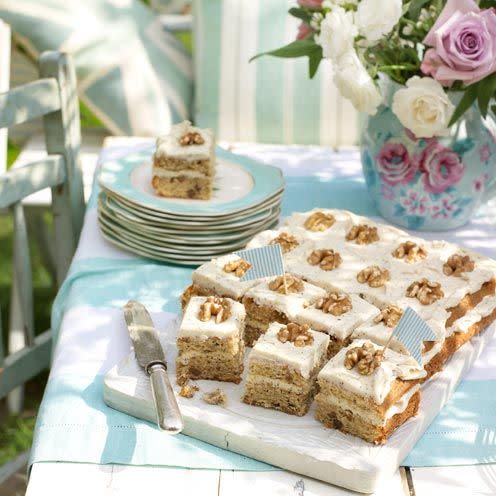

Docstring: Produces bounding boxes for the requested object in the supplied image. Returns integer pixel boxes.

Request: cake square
[181,253,258,309]
[176,296,245,385]
[295,292,378,357]
[152,121,215,200]
[242,322,329,416]
[242,274,327,346]
[315,339,425,444]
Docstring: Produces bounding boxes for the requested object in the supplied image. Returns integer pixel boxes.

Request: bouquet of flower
[252,0,496,139]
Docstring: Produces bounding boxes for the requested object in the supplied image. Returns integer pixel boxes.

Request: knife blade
[123,300,183,434]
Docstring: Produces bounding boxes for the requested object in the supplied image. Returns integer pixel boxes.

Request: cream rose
[334,50,382,115]
[392,77,455,138]
[355,0,402,43]
[317,7,357,62]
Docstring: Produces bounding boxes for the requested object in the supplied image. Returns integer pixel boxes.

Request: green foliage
[408,0,431,18]
[477,74,496,118]
[449,84,478,126]
[288,7,313,24]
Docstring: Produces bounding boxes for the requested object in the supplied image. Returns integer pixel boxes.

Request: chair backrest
[0,20,11,174]
[0,51,84,398]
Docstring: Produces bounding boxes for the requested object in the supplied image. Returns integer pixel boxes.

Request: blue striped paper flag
[234,245,284,282]
[391,307,437,365]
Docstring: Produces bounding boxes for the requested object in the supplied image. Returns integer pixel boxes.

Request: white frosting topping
[244,277,326,320]
[318,339,426,404]
[249,322,329,379]
[192,254,260,300]
[179,296,245,339]
[295,294,377,341]
[152,168,207,179]
[154,121,214,160]
[447,293,496,336]
[384,385,420,421]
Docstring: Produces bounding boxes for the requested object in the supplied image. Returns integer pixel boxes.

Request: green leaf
[288,7,312,24]
[308,46,323,79]
[408,0,430,18]
[479,1,496,8]
[477,74,496,118]
[449,85,478,127]
[492,104,496,116]
[250,39,320,63]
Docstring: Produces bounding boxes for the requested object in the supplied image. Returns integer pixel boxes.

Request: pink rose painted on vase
[376,143,416,185]
[473,173,489,193]
[479,144,491,163]
[415,141,464,194]
[431,195,457,219]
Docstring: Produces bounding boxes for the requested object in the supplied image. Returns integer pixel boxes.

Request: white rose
[316,7,357,62]
[355,0,402,43]
[334,50,382,115]
[392,77,455,138]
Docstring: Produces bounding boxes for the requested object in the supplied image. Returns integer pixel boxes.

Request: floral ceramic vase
[361,81,496,231]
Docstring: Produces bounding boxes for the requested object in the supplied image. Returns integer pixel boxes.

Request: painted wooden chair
[0,51,85,401]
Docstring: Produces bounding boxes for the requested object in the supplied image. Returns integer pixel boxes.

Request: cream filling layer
[152,167,207,179]
[447,293,496,336]
[318,385,420,427]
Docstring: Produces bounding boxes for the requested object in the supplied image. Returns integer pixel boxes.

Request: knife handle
[148,363,184,434]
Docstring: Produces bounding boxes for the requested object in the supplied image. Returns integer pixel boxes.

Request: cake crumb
[179,384,200,399]
[202,388,227,406]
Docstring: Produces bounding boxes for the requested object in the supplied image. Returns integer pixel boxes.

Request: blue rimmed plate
[98,146,284,218]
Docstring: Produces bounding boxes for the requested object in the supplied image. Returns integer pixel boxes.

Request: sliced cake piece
[152,121,215,200]
[294,291,377,357]
[242,322,329,416]
[176,296,245,385]
[181,253,257,309]
[242,274,326,346]
[315,339,426,444]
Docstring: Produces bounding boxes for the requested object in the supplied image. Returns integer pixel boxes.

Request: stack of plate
[97,146,284,265]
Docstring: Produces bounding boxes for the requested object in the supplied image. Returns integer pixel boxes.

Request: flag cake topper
[383,307,437,365]
[235,245,285,282]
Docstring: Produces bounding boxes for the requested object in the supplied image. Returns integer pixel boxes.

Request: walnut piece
[406,278,444,305]
[304,211,336,232]
[277,323,314,347]
[198,296,231,323]
[344,342,383,376]
[315,292,352,316]
[268,274,304,294]
[202,388,227,406]
[346,224,379,245]
[223,258,252,277]
[373,305,403,328]
[179,131,205,146]
[179,384,199,399]
[443,254,475,277]
[392,241,427,263]
[269,232,299,253]
[307,249,342,271]
[356,265,390,288]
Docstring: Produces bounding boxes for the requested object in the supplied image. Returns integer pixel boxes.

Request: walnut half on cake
[152,121,215,200]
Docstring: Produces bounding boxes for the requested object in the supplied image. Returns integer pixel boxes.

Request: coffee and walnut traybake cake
[177,208,496,444]
[152,121,215,200]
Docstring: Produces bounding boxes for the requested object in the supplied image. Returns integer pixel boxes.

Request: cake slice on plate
[152,121,215,200]
[176,296,245,385]
[242,322,329,416]
[315,339,426,444]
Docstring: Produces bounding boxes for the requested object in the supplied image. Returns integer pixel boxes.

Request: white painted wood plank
[26,463,219,496]
[411,465,496,496]
[26,463,113,496]
[0,20,10,174]
[219,468,408,496]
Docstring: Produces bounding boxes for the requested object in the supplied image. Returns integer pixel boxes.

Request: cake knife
[123,300,183,434]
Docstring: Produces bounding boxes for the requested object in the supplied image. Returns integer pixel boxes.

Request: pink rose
[415,141,464,194]
[297,0,323,8]
[376,143,417,185]
[422,0,496,86]
[296,22,313,40]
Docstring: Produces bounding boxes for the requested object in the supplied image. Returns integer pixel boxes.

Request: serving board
[103,318,496,494]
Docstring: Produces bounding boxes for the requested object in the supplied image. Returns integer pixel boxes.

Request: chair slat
[11,201,35,346]
[0,331,51,397]
[0,78,61,129]
[0,155,66,209]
